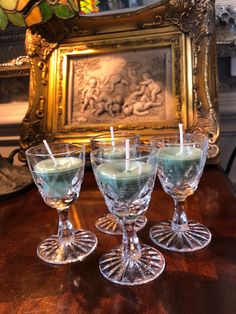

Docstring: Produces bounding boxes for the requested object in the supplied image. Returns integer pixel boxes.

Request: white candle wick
[43,140,57,166]
[110,126,115,151]
[179,123,184,154]
[125,138,130,172]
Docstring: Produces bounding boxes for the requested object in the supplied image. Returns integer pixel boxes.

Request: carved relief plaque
[67,46,172,126]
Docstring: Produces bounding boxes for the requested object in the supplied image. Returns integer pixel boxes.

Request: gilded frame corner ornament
[20,0,219,161]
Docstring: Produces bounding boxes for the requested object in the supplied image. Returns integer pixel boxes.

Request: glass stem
[171,199,189,232]
[122,222,141,261]
[57,207,75,242]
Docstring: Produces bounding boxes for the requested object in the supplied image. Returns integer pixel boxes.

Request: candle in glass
[150,132,211,252]
[91,144,165,285]
[97,160,153,216]
[26,143,98,265]
[99,126,128,159]
[158,145,202,190]
[96,140,152,210]
[34,156,83,204]
[90,131,148,235]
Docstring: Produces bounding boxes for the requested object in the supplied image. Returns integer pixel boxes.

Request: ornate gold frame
[20,0,219,161]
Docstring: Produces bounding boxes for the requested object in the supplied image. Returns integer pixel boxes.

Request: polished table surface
[0,166,235,314]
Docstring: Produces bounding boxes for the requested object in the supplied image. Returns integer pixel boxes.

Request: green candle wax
[101,147,126,159]
[158,146,202,184]
[34,157,82,198]
[97,161,153,201]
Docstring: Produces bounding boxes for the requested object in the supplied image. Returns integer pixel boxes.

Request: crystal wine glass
[91,144,165,285]
[150,133,211,252]
[26,143,98,265]
[90,132,147,235]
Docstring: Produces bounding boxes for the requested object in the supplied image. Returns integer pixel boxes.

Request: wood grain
[0,166,235,314]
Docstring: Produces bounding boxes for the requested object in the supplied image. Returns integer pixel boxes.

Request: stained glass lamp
[0,0,80,30]
[80,0,100,14]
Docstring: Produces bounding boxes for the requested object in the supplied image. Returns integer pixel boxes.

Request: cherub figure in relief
[92,92,113,116]
[81,78,99,112]
[123,95,162,116]
[92,93,123,117]
[108,96,123,117]
[139,72,162,102]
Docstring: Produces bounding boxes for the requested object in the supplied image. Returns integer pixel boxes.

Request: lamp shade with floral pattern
[0,0,82,30]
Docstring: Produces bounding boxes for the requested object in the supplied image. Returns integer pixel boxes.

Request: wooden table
[0,166,235,314]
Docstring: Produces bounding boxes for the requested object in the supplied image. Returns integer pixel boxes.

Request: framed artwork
[20,0,219,161]
[53,29,184,136]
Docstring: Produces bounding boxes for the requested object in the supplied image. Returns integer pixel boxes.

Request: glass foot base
[95,213,147,235]
[99,244,165,286]
[37,229,98,265]
[150,220,212,252]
